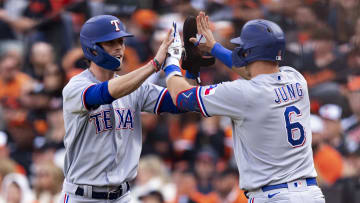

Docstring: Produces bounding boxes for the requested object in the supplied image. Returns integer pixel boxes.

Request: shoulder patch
[204,84,218,96]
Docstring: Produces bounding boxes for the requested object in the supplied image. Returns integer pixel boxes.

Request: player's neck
[89,64,115,82]
[247,61,280,78]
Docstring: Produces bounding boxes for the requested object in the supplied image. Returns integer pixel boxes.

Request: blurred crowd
[0,0,359,203]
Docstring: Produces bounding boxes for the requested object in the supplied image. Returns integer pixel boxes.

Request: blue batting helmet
[230,19,285,68]
[80,15,133,71]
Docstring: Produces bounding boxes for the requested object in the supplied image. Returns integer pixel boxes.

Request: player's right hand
[154,28,174,65]
[189,11,216,53]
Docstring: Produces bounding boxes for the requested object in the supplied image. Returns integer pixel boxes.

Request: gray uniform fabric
[196,66,317,191]
[61,69,165,202]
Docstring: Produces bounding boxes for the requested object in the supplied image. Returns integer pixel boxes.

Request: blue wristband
[185,71,199,80]
[164,65,182,77]
[211,42,232,68]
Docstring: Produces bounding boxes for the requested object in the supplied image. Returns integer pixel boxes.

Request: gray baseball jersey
[62,69,166,186]
[196,66,317,190]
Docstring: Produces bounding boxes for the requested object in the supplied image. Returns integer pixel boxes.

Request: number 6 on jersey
[284,106,305,147]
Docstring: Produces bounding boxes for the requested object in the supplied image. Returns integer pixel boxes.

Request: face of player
[99,38,125,71]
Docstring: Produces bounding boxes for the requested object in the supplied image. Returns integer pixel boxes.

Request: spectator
[213,167,247,203]
[25,42,55,83]
[174,169,214,203]
[343,76,360,154]
[0,131,9,159]
[0,54,33,109]
[302,27,347,88]
[61,46,87,80]
[193,148,217,194]
[7,118,37,175]
[319,104,344,149]
[0,132,26,176]
[141,113,174,167]
[133,155,176,203]
[32,161,64,203]
[194,117,226,160]
[328,0,360,43]
[310,114,344,186]
[45,107,65,148]
[139,190,165,203]
[351,17,360,48]
[0,0,80,60]
[1,173,36,203]
[332,146,360,203]
[0,158,16,192]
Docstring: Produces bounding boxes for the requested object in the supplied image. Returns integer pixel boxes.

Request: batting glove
[164,22,183,68]
[163,22,183,82]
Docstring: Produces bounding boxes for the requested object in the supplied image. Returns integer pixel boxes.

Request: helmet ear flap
[232,46,248,68]
[237,48,250,58]
[87,48,98,57]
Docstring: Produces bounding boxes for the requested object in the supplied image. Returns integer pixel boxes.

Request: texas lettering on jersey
[89,108,134,134]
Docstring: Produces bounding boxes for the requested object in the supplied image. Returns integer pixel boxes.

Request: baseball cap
[310,114,324,134]
[319,104,342,121]
[33,136,57,152]
[196,147,218,163]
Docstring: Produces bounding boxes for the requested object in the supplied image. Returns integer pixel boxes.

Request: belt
[261,177,317,192]
[75,182,130,200]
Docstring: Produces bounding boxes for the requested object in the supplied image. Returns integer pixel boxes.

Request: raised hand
[168,22,183,61]
[164,22,183,68]
[189,11,216,53]
[154,28,174,65]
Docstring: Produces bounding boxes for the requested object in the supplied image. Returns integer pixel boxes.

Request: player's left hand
[164,22,183,68]
[188,11,216,53]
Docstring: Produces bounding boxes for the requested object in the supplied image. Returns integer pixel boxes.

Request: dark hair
[139,190,164,203]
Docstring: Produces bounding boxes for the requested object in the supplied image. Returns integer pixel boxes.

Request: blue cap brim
[94,31,134,43]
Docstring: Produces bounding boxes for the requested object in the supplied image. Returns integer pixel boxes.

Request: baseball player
[60,15,185,203]
[163,12,325,203]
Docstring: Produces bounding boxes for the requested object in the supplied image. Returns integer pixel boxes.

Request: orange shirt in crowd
[211,188,248,203]
[0,72,32,102]
[173,188,247,203]
[313,144,343,185]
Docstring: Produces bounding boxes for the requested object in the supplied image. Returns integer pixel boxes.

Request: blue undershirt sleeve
[84,81,115,110]
[211,42,233,68]
[176,87,200,112]
[157,90,185,114]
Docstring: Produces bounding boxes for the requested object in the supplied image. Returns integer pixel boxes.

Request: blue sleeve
[176,87,201,113]
[84,81,115,110]
[211,42,233,68]
[156,89,185,114]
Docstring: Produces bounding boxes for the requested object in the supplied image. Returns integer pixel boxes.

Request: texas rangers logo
[204,84,217,96]
[110,20,121,31]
